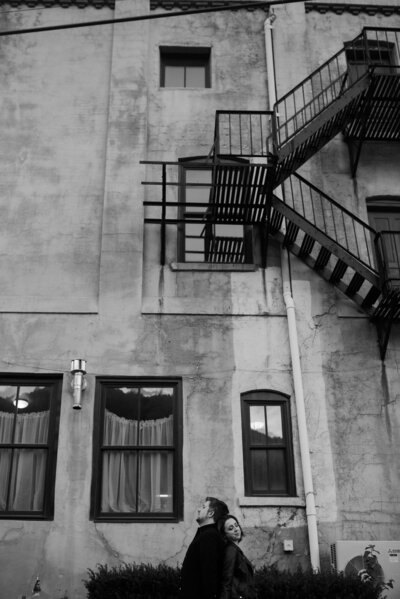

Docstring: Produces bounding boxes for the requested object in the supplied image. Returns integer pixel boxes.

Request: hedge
[84,562,388,599]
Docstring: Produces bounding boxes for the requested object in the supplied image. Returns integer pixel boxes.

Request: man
[180,496,229,599]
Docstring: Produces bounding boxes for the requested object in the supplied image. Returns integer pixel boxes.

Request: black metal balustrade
[214,110,275,158]
[270,173,382,304]
[273,27,400,181]
[141,160,276,265]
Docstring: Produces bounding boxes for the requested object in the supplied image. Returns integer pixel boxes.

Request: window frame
[177,156,254,264]
[160,46,211,88]
[91,377,183,523]
[0,373,62,520]
[241,390,296,497]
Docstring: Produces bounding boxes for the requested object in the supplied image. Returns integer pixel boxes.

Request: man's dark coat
[180,523,225,599]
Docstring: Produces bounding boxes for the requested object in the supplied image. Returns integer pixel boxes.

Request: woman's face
[224,517,242,543]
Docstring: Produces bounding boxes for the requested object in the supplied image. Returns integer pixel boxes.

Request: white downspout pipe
[264,14,320,572]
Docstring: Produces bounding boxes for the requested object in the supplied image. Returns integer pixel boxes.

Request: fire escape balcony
[142,156,276,265]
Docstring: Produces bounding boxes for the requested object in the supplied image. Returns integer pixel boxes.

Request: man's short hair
[206,496,229,522]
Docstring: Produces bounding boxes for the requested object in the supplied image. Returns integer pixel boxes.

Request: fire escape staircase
[142,27,400,358]
[210,27,400,358]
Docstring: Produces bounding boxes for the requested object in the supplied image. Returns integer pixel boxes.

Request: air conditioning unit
[331,540,400,599]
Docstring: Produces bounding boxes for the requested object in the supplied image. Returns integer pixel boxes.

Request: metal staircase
[210,27,400,357]
[142,27,400,358]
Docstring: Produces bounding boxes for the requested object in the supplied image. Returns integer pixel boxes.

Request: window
[241,391,296,496]
[0,375,62,519]
[178,157,253,263]
[345,39,396,82]
[367,196,400,283]
[160,47,211,88]
[91,378,182,521]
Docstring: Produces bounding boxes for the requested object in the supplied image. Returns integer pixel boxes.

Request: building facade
[0,0,399,597]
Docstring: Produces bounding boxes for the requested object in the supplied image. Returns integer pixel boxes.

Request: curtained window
[91,379,182,522]
[241,390,296,497]
[0,377,62,519]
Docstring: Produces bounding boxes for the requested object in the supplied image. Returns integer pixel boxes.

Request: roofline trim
[305,2,400,16]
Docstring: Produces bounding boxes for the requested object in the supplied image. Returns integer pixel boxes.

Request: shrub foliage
[84,562,384,599]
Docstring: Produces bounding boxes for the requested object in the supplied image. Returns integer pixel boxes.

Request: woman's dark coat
[220,541,257,599]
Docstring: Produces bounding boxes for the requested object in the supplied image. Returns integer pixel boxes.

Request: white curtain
[0,411,49,511]
[102,410,174,513]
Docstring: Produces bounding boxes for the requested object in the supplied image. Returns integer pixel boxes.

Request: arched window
[241,390,296,497]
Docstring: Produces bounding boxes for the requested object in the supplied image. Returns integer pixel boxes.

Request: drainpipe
[264,14,320,571]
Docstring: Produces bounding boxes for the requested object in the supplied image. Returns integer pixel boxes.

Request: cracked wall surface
[0,0,400,597]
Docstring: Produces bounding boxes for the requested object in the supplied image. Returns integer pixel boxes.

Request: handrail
[284,173,378,273]
[274,27,400,148]
[214,110,275,158]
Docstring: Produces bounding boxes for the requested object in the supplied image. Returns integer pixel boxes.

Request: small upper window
[0,375,62,519]
[160,47,211,88]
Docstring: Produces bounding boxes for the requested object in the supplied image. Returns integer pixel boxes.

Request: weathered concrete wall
[0,1,399,597]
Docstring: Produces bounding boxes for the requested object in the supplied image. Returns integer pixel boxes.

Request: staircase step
[299,233,315,257]
[361,286,382,309]
[284,221,300,246]
[315,247,331,269]
[330,259,348,283]
[346,273,365,296]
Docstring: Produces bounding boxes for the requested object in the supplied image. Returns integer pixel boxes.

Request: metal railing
[141,160,275,264]
[214,110,276,158]
[283,173,379,273]
[274,27,400,148]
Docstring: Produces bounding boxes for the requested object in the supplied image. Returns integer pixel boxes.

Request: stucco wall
[0,1,399,597]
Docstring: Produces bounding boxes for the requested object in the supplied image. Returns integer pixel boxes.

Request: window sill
[170,262,257,272]
[238,496,306,508]
[93,516,181,523]
[160,87,211,90]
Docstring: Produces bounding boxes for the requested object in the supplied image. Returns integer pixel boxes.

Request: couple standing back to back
[180,496,257,599]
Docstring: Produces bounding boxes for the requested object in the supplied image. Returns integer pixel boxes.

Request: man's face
[196,499,213,525]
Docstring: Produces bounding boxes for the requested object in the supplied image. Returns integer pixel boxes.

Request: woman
[218,514,257,599]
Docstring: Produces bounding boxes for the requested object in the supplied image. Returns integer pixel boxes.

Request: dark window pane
[8,448,47,511]
[249,405,266,445]
[266,405,283,444]
[139,387,174,447]
[104,387,140,445]
[138,450,173,513]
[165,65,185,87]
[250,449,268,492]
[0,449,11,510]
[267,449,287,492]
[14,386,50,444]
[186,66,206,87]
[101,450,138,513]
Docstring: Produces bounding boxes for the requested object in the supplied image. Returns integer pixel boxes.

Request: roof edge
[150,0,268,11]
[0,0,114,8]
[305,2,400,16]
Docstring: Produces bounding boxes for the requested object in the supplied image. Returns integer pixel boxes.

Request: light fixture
[70,359,87,410]
[13,398,29,410]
